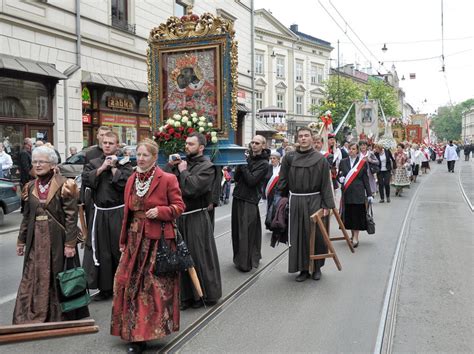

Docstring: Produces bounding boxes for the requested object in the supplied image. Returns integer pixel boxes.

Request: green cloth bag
[60,292,91,313]
[57,265,87,297]
[57,258,91,312]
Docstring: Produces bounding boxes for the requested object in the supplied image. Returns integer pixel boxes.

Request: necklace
[38,180,51,194]
[135,167,155,197]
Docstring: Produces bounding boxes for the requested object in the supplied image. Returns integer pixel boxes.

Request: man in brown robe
[82,131,132,300]
[278,128,335,282]
[163,132,222,309]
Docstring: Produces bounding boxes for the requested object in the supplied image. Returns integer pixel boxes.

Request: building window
[276,57,285,78]
[256,91,263,111]
[296,95,303,115]
[296,61,303,81]
[311,64,317,84]
[277,93,285,109]
[175,1,187,17]
[111,0,136,34]
[311,97,319,106]
[255,53,264,75]
[317,65,324,84]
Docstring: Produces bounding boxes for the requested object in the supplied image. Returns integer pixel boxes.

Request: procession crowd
[8,125,468,353]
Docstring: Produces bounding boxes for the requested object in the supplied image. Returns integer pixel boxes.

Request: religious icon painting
[160,46,220,127]
[147,12,239,135]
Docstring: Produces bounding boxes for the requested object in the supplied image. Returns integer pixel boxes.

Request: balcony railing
[111,14,136,35]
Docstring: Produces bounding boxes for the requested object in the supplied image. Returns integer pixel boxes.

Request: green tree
[310,75,363,127]
[367,77,400,117]
[432,98,474,141]
[310,75,400,129]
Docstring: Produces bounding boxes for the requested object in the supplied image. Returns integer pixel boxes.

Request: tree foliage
[367,78,399,117]
[310,75,400,128]
[432,98,474,141]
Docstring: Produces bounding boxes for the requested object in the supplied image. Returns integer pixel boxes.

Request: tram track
[374,170,434,354]
[457,165,474,211]
[159,246,288,353]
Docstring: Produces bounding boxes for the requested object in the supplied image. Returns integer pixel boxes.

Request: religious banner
[355,100,379,141]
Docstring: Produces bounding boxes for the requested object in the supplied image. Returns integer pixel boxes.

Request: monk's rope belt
[181,207,207,216]
[288,191,321,247]
[35,215,48,221]
[91,203,124,266]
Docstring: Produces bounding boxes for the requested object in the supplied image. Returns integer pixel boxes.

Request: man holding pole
[278,128,335,282]
[163,132,222,309]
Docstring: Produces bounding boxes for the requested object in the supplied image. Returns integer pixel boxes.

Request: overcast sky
[255,0,474,115]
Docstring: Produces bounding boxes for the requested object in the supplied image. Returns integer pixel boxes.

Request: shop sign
[82,113,91,124]
[82,87,91,106]
[107,97,134,110]
[139,117,151,128]
[101,113,136,127]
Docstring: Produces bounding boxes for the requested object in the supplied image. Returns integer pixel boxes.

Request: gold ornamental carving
[149,10,235,42]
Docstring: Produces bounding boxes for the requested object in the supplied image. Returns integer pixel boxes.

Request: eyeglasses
[250,141,262,145]
[32,160,51,166]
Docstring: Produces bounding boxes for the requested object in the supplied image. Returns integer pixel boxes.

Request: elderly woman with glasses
[13,146,89,324]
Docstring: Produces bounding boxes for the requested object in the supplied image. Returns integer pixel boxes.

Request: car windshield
[65,152,86,164]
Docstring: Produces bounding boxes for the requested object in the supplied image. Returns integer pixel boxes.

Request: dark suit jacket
[374,149,396,172]
[19,149,33,185]
[339,156,372,204]
[119,168,185,248]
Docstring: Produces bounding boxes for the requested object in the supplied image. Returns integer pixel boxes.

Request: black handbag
[369,162,380,174]
[154,222,194,275]
[366,203,375,235]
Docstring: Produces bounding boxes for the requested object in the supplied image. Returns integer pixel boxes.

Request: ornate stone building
[254,9,333,142]
[0,0,253,164]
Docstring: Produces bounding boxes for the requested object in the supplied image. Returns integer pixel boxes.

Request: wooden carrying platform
[309,208,354,272]
[0,319,99,344]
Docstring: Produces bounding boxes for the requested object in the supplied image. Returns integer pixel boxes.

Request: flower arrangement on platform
[154,110,218,156]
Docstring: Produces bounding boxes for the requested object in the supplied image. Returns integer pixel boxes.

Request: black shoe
[379,199,385,203]
[352,241,359,248]
[127,342,146,353]
[180,300,192,310]
[93,290,112,301]
[191,300,204,309]
[312,271,322,281]
[295,271,310,282]
[387,197,391,203]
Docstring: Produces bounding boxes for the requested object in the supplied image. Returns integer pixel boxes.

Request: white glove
[339,176,345,184]
[368,196,374,204]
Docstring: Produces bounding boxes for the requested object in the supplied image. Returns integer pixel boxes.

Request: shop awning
[0,54,67,80]
[255,118,278,133]
[237,103,251,113]
[82,71,148,93]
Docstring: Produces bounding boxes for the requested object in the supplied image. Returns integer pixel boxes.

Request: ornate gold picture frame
[147,11,238,136]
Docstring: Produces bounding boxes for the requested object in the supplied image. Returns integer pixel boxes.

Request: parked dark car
[0,178,21,225]
[57,151,86,179]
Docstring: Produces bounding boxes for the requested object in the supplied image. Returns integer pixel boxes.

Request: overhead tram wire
[386,49,472,63]
[328,0,383,66]
[440,0,453,106]
[317,0,374,67]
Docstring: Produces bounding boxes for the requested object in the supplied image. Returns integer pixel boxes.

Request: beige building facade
[0,0,253,165]
[254,9,333,142]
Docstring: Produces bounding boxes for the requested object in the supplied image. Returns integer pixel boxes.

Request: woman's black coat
[374,149,396,172]
[339,156,372,204]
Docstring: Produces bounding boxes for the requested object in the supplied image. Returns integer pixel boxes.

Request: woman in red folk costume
[111,139,185,353]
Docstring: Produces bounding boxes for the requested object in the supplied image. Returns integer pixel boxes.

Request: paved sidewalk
[391,164,474,352]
